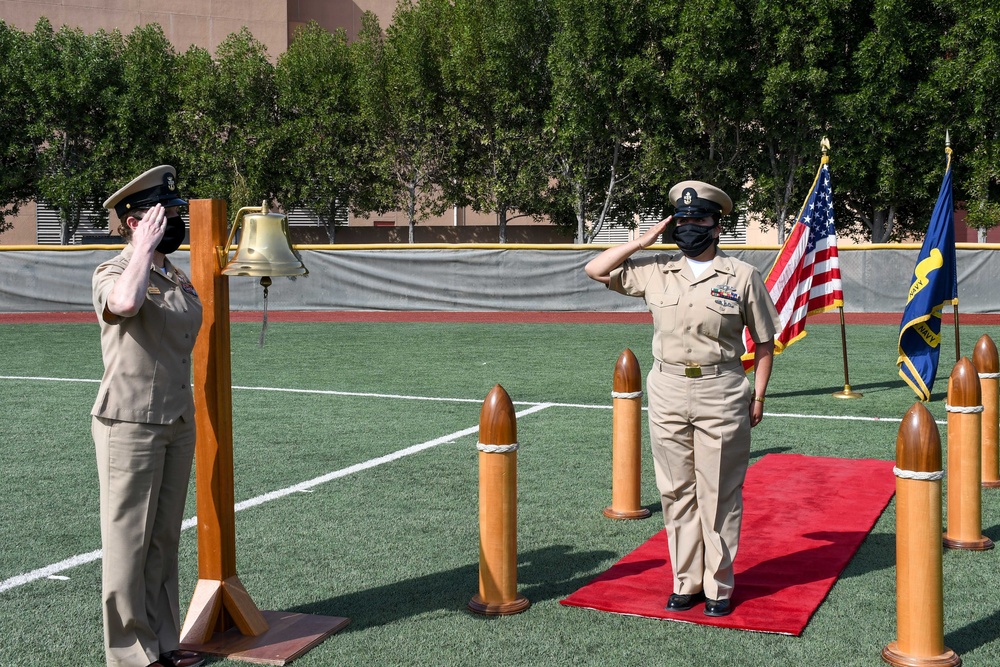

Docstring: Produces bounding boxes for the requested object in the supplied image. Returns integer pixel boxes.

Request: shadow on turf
[287,544,617,631]
[750,446,791,460]
[944,522,1000,655]
[947,607,1000,656]
[837,532,895,579]
[767,379,907,399]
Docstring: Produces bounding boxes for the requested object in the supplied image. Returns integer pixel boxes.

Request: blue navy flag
[897,152,958,400]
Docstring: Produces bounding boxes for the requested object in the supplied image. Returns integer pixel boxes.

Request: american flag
[742,159,844,369]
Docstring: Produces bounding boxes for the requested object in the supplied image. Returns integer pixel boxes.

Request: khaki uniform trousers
[92,417,195,667]
[646,360,752,601]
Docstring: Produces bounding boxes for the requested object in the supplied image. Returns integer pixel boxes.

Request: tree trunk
[326,202,337,244]
[498,207,508,244]
[592,143,621,242]
[767,142,800,245]
[60,210,74,245]
[870,207,895,243]
[408,183,417,244]
[575,179,587,244]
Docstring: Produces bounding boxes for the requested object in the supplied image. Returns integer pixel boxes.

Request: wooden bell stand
[180,199,349,664]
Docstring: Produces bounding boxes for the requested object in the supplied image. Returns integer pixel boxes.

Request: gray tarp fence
[1,246,998,313]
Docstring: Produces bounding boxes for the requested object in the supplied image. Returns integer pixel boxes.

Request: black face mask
[156,215,186,255]
[673,223,716,258]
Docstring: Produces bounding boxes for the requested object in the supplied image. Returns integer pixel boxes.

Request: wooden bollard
[605,349,651,520]
[943,357,994,551]
[973,334,1000,488]
[468,384,530,616]
[882,403,960,667]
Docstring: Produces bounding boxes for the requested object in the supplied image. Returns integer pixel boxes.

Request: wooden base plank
[181,610,350,665]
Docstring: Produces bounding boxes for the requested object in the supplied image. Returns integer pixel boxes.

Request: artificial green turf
[1,321,999,666]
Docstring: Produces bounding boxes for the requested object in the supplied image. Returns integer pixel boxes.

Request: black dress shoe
[158,650,205,667]
[704,598,733,617]
[665,591,705,611]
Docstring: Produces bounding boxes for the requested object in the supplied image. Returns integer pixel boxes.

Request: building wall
[0,201,36,245]
[1,0,289,55]
[289,0,397,42]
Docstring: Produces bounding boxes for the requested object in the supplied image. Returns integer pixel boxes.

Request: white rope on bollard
[945,404,984,413]
[979,372,1000,379]
[611,390,643,399]
[893,466,945,481]
[477,442,519,453]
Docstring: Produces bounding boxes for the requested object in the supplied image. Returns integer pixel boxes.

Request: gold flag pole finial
[945,130,953,157]
[820,137,831,165]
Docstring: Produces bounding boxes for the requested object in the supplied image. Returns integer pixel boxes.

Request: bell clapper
[259,276,272,347]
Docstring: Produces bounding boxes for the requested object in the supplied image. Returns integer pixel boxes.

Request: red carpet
[561,454,896,635]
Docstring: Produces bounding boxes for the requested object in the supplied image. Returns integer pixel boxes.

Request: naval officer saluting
[585,181,780,616]
[91,165,204,667]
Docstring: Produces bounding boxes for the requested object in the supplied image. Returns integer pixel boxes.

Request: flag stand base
[832,384,863,399]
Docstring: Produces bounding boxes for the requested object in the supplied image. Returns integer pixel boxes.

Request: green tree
[742,0,858,243]
[443,0,553,243]
[640,0,756,226]
[110,24,178,189]
[170,28,278,213]
[0,22,37,233]
[274,21,360,242]
[834,0,948,242]
[355,4,453,243]
[545,0,652,242]
[23,19,123,243]
[935,0,1000,235]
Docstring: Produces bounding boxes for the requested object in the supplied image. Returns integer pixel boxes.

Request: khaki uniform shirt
[91,245,202,424]
[609,250,780,364]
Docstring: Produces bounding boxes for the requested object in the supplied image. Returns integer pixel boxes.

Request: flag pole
[832,305,863,398]
[824,137,862,399]
[946,131,961,362]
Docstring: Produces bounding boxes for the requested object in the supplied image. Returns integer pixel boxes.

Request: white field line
[0,376,941,592]
[0,376,945,424]
[0,403,552,594]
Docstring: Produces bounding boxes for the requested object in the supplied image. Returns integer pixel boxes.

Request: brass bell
[219,201,308,277]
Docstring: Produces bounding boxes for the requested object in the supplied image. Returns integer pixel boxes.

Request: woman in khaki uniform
[585,181,780,617]
[92,166,204,667]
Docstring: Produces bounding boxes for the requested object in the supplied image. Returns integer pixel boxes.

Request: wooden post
[182,199,268,642]
[943,357,994,551]
[604,349,650,520]
[468,384,530,616]
[882,403,960,667]
[972,334,1000,488]
[181,200,348,663]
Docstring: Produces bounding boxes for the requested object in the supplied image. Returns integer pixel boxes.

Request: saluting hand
[585,215,674,284]
[131,204,167,256]
[637,216,672,249]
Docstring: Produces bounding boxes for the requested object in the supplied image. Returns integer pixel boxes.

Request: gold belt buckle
[684,363,702,378]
